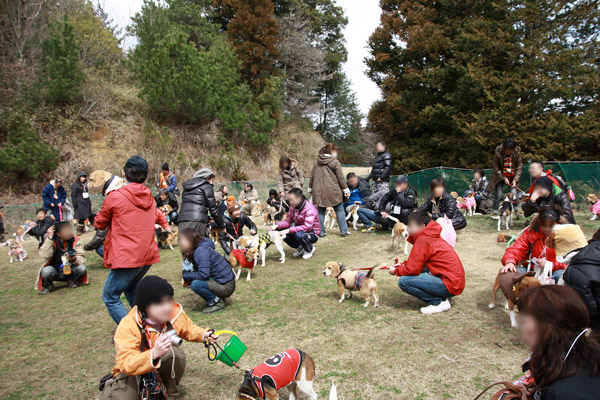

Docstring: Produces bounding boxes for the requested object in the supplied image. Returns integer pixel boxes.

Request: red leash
[350,258,403,271]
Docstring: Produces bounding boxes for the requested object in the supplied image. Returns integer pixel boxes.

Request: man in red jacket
[388,210,465,314]
[94,156,161,324]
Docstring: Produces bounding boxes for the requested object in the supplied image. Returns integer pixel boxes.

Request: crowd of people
[4,135,598,399]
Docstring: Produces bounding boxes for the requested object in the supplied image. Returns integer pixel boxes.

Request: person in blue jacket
[41,178,67,221]
[345,172,371,213]
[179,228,236,314]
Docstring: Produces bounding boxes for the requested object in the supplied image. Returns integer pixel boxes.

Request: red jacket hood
[408,221,442,244]
[119,183,155,209]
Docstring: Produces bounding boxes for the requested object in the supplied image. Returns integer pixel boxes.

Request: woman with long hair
[277,155,304,197]
[516,285,600,399]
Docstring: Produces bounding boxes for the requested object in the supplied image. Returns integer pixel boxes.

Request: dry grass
[1,213,597,399]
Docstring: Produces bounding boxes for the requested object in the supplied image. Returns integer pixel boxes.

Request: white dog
[257,231,286,266]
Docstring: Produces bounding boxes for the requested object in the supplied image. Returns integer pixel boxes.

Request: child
[101,276,218,399]
[388,210,465,314]
[179,228,236,314]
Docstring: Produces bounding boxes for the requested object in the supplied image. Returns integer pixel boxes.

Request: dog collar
[239,394,257,400]
[336,265,346,279]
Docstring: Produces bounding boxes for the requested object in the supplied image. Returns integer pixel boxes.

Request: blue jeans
[317,203,348,235]
[493,182,520,212]
[190,280,217,305]
[284,231,318,252]
[96,245,104,258]
[398,270,454,306]
[357,208,384,229]
[517,266,564,283]
[102,265,151,324]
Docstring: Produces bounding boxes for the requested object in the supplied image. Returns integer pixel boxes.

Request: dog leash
[351,259,403,271]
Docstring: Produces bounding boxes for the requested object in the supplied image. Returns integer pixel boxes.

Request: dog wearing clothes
[6,239,28,262]
[257,231,286,266]
[323,261,385,307]
[235,349,318,400]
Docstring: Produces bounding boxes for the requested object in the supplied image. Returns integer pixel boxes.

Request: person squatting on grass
[179,228,236,314]
[94,156,161,324]
[100,276,219,399]
[522,176,576,224]
[510,285,600,399]
[418,178,467,231]
[37,221,87,294]
[309,143,351,237]
[155,188,178,224]
[388,210,465,314]
[470,168,490,213]
[489,137,522,216]
[358,175,417,232]
[270,187,320,260]
[344,172,371,213]
[499,206,568,282]
[220,202,257,256]
[238,182,259,215]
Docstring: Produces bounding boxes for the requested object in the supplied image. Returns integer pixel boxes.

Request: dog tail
[366,263,386,279]
[329,383,338,400]
[385,215,400,224]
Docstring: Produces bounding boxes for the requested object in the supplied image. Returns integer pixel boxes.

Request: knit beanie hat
[547,224,588,257]
[162,163,169,171]
[125,155,148,173]
[134,276,174,312]
[193,168,214,179]
[534,176,554,193]
[227,202,241,215]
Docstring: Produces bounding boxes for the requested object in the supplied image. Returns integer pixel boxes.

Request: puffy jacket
[488,144,523,190]
[277,159,304,193]
[111,304,207,377]
[419,192,467,230]
[224,213,257,239]
[182,239,235,284]
[540,367,600,400]
[368,151,392,182]
[563,241,600,328]
[94,183,160,269]
[309,154,349,208]
[71,171,93,220]
[501,216,566,272]
[276,199,321,236]
[378,185,418,225]
[346,177,371,205]
[30,216,55,247]
[154,192,178,213]
[394,221,465,295]
[522,186,575,223]
[178,177,224,228]
[41,182,67,220]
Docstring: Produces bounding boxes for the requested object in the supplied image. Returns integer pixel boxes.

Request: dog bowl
[215,332,246,367]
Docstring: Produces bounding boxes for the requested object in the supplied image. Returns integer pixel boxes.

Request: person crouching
[388,210,465,314]
[101,276,218,399]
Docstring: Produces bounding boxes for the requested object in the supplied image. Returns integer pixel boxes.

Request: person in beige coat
[277,156,304,197]
[309,143,350,237]
[238,182,259,215]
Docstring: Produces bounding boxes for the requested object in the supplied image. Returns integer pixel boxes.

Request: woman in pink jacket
[269,187,321,259]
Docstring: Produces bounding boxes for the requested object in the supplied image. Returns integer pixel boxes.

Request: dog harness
[251,349,303,399]
[257,232,273,249]
[232,249,255,269]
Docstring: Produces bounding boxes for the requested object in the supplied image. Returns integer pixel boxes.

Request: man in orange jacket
[389,210,466,314]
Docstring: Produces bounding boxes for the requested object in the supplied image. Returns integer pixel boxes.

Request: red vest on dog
[232,249,255,269]
[252,349,303,398]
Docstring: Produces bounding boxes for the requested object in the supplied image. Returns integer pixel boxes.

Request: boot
[76,224,85,236]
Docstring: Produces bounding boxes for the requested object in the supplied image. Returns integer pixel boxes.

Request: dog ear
[338,262,344,269]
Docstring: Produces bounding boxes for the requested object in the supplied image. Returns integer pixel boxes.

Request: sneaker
[302,246,316,259]
[320,233,327,238]
[420,299,452,314]
[341,232,351,237]
[68,280,78,289]
[361,227,376,233]
[40,287,50,295]
[203,299,225,314]
[292,247,305,257]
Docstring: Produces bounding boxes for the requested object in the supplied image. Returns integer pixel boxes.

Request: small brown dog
[229,248,259,281]
[496,233,512,243]
[235,349,318,400]
[155,226,178,250]
[323,261,385,307]
[489,270,541,327]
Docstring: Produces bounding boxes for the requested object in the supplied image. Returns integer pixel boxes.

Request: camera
[67,249,75,257]
[165,328,183,347]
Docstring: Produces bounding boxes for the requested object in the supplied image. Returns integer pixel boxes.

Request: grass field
[1,213,597,400]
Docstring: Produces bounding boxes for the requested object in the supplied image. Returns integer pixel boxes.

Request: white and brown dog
[6,239,28,262]
[385,215,409,255]
[497,193,515,231]
[229,248,260,281]
[345,204,361,230]
[257,231,286,266]
[323,261,385,307]
[232,235,259,250]
[489,270,541,327]
[324,207,337,229]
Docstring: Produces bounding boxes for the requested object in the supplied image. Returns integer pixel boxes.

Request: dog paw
[338,298,344,303]
[363,302,369,308]
[488,303,495,309]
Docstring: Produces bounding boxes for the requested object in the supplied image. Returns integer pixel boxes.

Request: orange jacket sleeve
[173,309,208,343]
[113,315,157,376]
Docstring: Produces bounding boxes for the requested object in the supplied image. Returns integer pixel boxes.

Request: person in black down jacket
[178,168,225,236]
[419,178,466,231]
[219,202,257,256]
[71,171,93,235]
[522,176,575,223]
[514,286,600,399]
[30,208,55,248]
[367,141,393,194]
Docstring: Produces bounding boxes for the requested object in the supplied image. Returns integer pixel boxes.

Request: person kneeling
[101,276,218,399]
[179,228,236,314]
[37,221,87,294]
[388,210,465,314]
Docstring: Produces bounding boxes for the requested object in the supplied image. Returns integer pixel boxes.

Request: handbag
[473,381,524,400]
[437,216,457,248]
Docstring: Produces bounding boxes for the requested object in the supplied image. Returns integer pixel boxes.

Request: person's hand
[67,253,76,262]
[511,181,517,188]
[268,225,276,231]
[46,225,55,239]
[220,228,226,234]
[377,178,382,182]
[537,257,547,268]
[517,383,534,400]
[250,229,256,235]
[203,330,218,344]
[388,266,397,275]
[530,190,540,202]
[152,333,172,359]
[50,203,55,207]
[501,263,517,274]
[181,278,190,287]
[381,212,389,218]
[279,192,284,198]
[504,177,511,185]
[354,201,361,205]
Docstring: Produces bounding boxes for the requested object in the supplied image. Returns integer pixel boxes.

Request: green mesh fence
[2,162,598,234]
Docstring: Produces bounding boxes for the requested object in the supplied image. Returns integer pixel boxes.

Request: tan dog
[229,247,259,281]
[158,204,173,217]
[324,207,337,229]
[496,233,512,243]
[6,239,28,262]
[345,204,361,230]
[231,235,259,250]
[15,220,35,240]
[88,170,124,194]
[155,226,178,250]
[450,191,459,199]
[489,271,541,327]
[209,224,220,243]
[322,261,385,307]
[235,349,318,400]
[386,215,409,255]
[588,193,600,220]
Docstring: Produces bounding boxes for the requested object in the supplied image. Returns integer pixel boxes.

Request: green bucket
[215,335,246,367]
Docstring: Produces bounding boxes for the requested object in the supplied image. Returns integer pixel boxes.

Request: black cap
[162,163,169,171]
[534,176,554,193]
[134,276,174,312]
[125,155,148,173]
[395,175,408,184]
